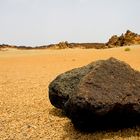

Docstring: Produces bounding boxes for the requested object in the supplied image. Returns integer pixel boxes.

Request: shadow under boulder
[49,57,140,131]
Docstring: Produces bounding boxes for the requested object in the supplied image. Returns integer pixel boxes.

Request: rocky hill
[106,30,140,47]
[0,30,140,50]
[47,30,140,49]
[47,42,105,49]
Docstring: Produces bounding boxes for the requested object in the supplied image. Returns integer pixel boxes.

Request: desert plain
[0,46,140,140]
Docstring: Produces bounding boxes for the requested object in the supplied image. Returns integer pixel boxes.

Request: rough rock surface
[49,57,140,130]
[49,60,103,109]
[106,30,140,47]
[65,58,140,130]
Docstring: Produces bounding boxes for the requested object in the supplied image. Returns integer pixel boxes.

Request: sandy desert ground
[0,45,140,140]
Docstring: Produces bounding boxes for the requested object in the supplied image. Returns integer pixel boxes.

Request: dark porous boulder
[49,60,104,109]
[64,58,140,130]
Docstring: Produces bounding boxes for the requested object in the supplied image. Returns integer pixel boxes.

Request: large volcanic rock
[49,60,103,109]
[49,58,140,130]
[65,58,140,130]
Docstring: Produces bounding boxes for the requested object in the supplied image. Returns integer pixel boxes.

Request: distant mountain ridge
[47,42,105,49]
[0,30,140,50]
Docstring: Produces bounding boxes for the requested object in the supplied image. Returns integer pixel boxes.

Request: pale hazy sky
[0,0,140,46]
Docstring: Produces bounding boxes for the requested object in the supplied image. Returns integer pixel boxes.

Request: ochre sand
[0,46,140,140]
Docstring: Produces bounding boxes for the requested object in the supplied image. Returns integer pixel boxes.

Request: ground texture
[0,46,140,140]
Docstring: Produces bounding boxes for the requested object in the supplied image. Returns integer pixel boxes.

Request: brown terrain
[1,30,140,50]
[0,45,140,139]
